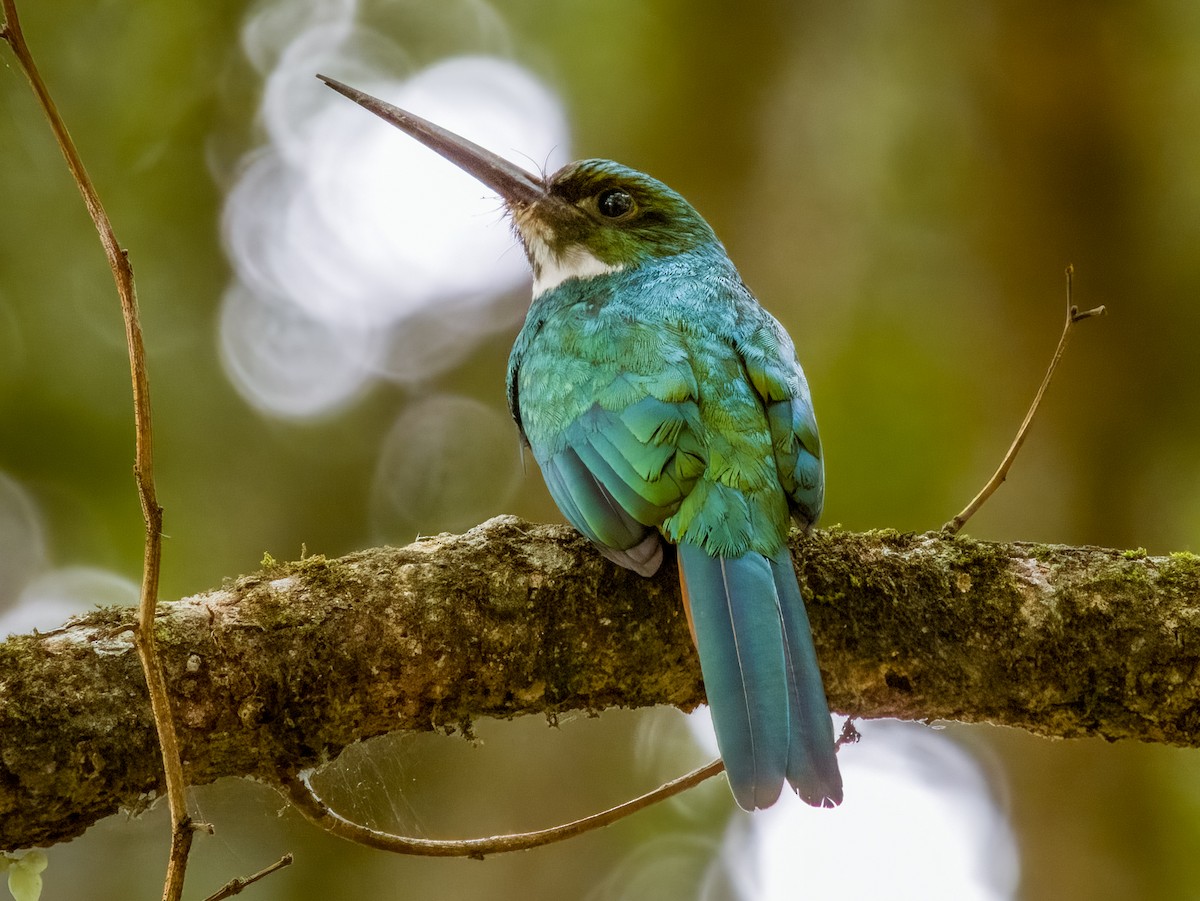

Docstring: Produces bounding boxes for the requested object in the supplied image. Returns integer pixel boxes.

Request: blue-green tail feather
[771,550,843,807]
[678,544,790,810]
[679,543,842,810]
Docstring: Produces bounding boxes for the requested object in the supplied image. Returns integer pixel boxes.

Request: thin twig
[282,759,726,860]
[201,854,294,901]
[943,266,1105,535]
[1,4,196,898]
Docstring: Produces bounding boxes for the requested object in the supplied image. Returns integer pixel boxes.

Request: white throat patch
[522,226,623,297]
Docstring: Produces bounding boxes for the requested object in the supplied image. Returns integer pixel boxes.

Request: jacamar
[318,74,842,810]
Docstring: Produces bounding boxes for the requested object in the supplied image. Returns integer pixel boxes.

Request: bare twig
[944,266,1105,534]
[1,3,195,898]
[281,759,726,859]
[201,854,294,901]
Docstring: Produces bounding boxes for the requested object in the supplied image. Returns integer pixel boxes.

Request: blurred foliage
[4,1,1200,899]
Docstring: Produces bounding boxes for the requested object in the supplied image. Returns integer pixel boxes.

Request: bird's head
[319,76,720,294]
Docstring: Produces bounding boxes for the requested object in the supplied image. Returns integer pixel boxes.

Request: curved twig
[282,759,726,859]
[944,265,1106,534]
[1,3,194,897]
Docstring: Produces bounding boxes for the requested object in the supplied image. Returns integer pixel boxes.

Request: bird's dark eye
[597,188,634,218]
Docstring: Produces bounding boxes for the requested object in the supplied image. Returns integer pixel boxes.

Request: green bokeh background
[4,1,1200,898]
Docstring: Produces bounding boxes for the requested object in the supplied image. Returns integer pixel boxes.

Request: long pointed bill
[317,75,546,207]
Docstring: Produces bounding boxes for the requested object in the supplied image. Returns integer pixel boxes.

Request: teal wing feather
[535,398,706,574]
[507,288,704,574]
[738,318,824,526]
[539,447,663,576]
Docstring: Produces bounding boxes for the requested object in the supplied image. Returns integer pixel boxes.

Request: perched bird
[319,75,842,810]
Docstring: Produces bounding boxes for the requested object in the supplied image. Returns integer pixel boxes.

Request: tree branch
[2,515,1198,850]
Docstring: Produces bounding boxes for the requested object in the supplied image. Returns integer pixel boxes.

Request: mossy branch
[2,515,1199,850]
